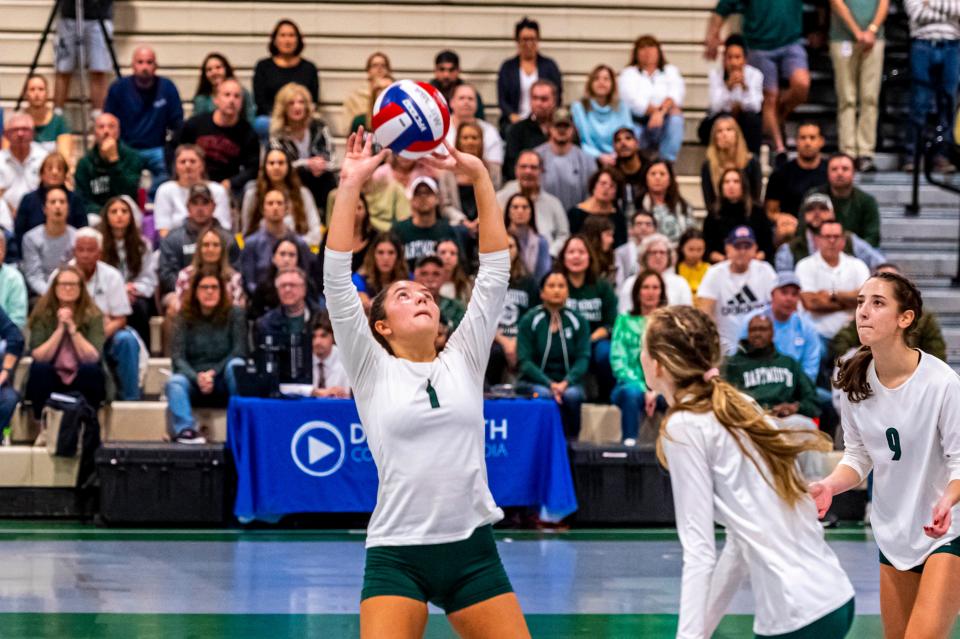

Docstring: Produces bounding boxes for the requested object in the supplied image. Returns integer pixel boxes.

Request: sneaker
[622,438,637,447]
[901,160,915,173]
[176,428,207,444]
[856,156,877,173]
[932,156,957,174]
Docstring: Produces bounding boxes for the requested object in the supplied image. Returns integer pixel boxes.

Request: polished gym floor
[0,524,956,638]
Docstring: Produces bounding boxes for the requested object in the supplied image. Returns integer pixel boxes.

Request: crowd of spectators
[0,3,957,446]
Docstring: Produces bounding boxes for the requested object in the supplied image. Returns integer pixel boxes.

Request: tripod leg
[98,17,121,79]
[17,0,62,110]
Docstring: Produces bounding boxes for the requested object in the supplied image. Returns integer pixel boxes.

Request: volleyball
[372,80,450,159]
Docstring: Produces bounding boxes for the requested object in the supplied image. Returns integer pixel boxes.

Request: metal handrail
[905,124,960,286]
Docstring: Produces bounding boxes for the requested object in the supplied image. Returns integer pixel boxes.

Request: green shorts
[361,525,514,613]
[879,536,960,574]
[756,598,854,639]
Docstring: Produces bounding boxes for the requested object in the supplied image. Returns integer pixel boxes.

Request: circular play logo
[290,421,345,477]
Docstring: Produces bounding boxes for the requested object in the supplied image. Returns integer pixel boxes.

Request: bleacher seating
[0,0,958,506]
[0,0,720,207]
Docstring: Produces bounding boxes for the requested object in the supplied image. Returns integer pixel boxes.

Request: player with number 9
[811,272,960,638]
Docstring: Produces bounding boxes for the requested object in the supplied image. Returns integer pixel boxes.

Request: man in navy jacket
[104,46,183,196]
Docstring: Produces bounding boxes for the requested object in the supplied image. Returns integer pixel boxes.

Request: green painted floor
[0,522,955,638]
[0,613,899,639]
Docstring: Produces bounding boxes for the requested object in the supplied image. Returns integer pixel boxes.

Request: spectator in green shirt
[392,176,458,272]
[23,75,72,158]
[724,314,821,427]
[705,0,811,161]
[559,235,619,400]
[809,153,881,247]
[517,270,590,439]
[611,269,667,445]
[192,53,256,125]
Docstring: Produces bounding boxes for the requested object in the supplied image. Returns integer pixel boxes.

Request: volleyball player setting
[371,79,450,159]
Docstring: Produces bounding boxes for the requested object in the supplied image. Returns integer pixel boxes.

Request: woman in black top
[252,19,319,140]
[567,168,627,248]
[701,167,773,263]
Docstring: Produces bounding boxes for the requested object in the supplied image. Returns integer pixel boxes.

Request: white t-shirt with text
[697,260,777,354]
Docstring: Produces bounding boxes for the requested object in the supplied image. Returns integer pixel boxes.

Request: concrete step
[881,250,957,279]
[0,447,79,488]
[1,0,712,45]
[0,33,711,83]
[103,401,227,443]
[943,327,960,360]
[858,184,960,207]
[880,206,960,219]
[920,289,960,315]
[880,217,960,243]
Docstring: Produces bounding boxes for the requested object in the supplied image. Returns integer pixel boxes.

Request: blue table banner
[228,397,578,523]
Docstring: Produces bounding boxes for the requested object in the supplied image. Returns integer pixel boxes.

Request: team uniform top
[839,351,960,570]
[662,406,854,638]
[324,247,510,548]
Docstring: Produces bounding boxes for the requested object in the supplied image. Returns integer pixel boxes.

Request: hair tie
[703,368,720,382]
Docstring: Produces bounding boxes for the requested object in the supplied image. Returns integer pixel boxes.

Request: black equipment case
[96,442,232,525]
[569,442,676,525]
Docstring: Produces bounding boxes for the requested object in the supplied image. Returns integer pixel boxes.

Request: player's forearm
[822,463,864,497]
[940,479,960,508]
[327,182,362,252]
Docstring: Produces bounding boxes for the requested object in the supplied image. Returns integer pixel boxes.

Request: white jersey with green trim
[324,247,510,548]
[839,351,960,570]
[662,407,854,638]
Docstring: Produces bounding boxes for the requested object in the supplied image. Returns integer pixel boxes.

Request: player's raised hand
[422,139,489,184]
[339,127,390,188]
[808,482,833,519]
[924,498,953,539]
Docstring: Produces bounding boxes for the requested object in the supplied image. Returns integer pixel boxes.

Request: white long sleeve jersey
[323,247,510,548]
[662,408,854,638]
[839,351,960,570]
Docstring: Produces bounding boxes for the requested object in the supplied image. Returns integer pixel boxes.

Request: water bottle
[137,169,151,210]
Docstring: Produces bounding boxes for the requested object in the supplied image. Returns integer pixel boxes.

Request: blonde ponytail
[648,306,832,506]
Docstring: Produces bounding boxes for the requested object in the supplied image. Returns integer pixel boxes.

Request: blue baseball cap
[725,225,756,247]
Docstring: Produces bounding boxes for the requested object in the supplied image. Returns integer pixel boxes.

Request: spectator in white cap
[695,224,778,354]
[775,192,885,273]
[392,176,458,272]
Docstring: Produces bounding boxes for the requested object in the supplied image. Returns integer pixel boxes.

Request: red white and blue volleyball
[372,80,450,159]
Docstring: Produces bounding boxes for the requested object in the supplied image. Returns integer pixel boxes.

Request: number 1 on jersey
[885,427,902,461]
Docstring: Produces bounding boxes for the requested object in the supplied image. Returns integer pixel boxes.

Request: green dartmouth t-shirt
[565,279,618,335]
[829,0,884,41]
[499,276,540,338]
[716,0,803,51]
[392,217,458,271]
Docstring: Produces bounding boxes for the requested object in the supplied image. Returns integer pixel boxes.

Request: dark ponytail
[834,272,923,403]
